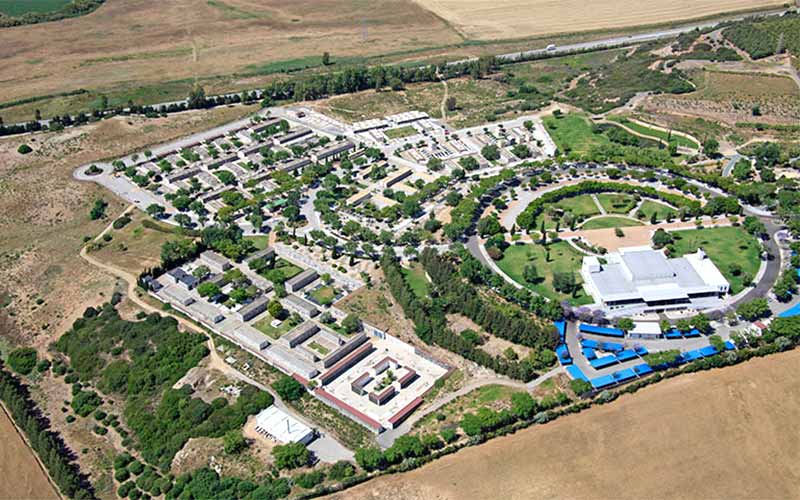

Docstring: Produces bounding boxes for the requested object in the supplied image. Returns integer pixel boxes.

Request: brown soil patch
[414,0,784,40]
[333,348,800,500]
[0,404,59,500]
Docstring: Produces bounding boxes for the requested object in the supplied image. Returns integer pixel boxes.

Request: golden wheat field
[414,0,786,39]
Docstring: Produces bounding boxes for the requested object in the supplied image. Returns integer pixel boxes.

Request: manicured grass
[0,0,70,17]
[384,125,417,139]
[275,258,302,280]
[543,113,610,154]
[595,193,636,214]
[308,341,330,355]
[669,226,761,294]
[581,216,643,230]
[609,116,699,149]
[245,235,270,250]
[402,263,430,299]
[310,285,337,306]
[637,199,677,221]
[496,241,593,305]
[253,316,300,340]
[556,194,601,217]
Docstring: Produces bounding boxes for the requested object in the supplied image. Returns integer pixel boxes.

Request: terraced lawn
[637,199,678,222]
[595,193,637,214]
[669,226,761,294]
[581,216,643,230]
[402,263,430,298]
[496,241,593,305]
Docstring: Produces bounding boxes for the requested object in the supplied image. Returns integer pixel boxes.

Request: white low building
[254,406,315,445]
[581,246,729,316]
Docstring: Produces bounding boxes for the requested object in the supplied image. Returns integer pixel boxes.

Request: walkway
[79,207,353,462]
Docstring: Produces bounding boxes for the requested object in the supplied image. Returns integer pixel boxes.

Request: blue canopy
[567,365,588,381]
[601,341,624,353]
[698,345,719,357]
[590,375,616,389]
[633,363,654,376]
[590,356,619,369]
[580,324,625,338]
[580,339,600,349]
[615,350,638,362]
[613,368,637,382]
[554,320,567,340]
[634,346,649,356]
[556,344,572,365]
[582,347,597,360]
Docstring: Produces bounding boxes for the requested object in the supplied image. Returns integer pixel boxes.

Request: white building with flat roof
[254,406,315,445]
[581,246,729,316]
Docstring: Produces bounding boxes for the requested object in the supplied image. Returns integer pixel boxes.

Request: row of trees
[381,249,544,381]
[0,364,96,499]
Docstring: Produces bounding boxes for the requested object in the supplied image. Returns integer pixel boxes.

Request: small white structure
[630,321,662,339]
[254,406,315,445]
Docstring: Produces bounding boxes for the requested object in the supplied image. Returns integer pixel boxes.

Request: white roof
[255,406,313,444]
[631,322,662,335]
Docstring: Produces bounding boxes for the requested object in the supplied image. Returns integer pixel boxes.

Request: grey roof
[238,296,269,318]
[620,250,672,281]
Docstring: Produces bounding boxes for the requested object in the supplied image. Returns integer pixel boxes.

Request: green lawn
[275,259,302,280]
[595,193,637,214]
[581,216,643,230]
[0,0,71,16]
[253,316,300,340]
[402,263,430,299]
[608,116,699,149]
[637,199,677,221]
[308,341,330,356]
[543,113,610,155]
[556,194,601,217]
[496,241,593,305]
[310,285,337,306]
[669,226,761,294]
[245,235,270,250]
[384,126,417,139]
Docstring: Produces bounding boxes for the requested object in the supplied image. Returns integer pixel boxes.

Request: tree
[523,264,540,284]
[570,378,592,395]
[702,138,719,157]
[322,51,331,66]
[328,460,355,480]
[427,157,443,171]
[477,216,503,237]
[272,376,305,402]
[173,213,192,229]
[223,430,248,454]
[7,348,38,375]
[737,298,770,321]
[445,96,457,111]
[197,282,220,298]
[342,314,362,334]
[510,392,536,420]
[651,228,673,248]
[272,442,310,470]
[187,84,207,109]
[616,317,634,332]
[690,313,712,335]
[146,203,166,219]
[481,144,500,161]
[552,272,576,294]
[355,447,385,472]
[17,144,32,155]
[268,300,286,319]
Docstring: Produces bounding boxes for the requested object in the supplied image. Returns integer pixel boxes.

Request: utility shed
[254,406,315,445]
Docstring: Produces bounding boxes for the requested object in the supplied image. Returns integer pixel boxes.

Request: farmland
[0,0,71,17]
[336,348,800,500]
[413,0,784,40]
[0,406,58,500]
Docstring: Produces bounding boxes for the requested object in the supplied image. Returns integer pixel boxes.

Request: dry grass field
[0,105,255,350]
[0,0,460,108]
[0,406,59,500]
[414,0,785,40]
[334,348,800,500]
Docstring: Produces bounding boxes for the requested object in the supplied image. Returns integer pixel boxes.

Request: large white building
[581,246,729,315]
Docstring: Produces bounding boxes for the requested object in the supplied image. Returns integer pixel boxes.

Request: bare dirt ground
[0,405,59,500]
[333,348,800,500]
[414,0,784,40]
[0,0,460,108]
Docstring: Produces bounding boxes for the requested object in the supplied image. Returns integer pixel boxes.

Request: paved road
[79,208,353,463]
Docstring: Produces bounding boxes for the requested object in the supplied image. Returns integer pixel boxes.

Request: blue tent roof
[682,350,703,362]
[554,320,567,340]
[590,356,618,369]
[698,345,719,357]
[580,324,625,338]
[778,302,800,318]
[556,344,572,365]
[615,350,638,362]
[601,341,624,353]
[567,365,588,381]
[633,363,653,376]
[580,339,600,349]
[665,329,683,339]
[683,328,702,338]
[724,340,736,351]
[590,375,616,389]
[582,347,597,360]
[613,368,637,382]
[634,346,649,356]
